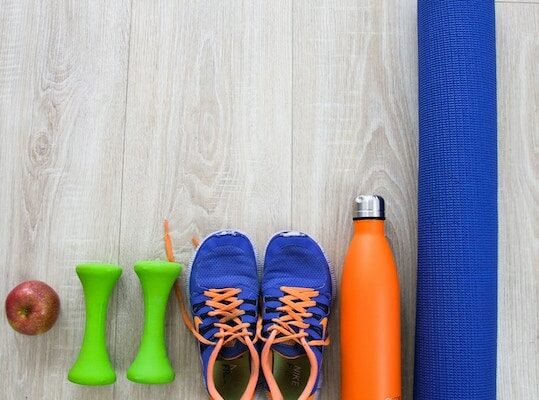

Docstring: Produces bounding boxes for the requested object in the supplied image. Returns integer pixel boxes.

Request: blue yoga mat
[414,1,498,399]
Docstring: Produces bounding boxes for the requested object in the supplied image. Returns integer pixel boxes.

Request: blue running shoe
[258,231,335,400]
[187,230,260,400]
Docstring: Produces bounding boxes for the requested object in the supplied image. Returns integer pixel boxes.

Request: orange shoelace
[257,286,330,347]
[164,220,255,347]
[192,288,255,346]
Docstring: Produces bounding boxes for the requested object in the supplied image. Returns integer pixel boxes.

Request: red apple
[5,280,60,335]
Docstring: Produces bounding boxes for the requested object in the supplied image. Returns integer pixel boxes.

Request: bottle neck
[353,219,385,234]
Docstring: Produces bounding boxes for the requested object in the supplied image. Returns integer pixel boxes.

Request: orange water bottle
[340,195,401,400]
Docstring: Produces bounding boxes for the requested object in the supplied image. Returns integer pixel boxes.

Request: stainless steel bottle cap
[353,195,385,219]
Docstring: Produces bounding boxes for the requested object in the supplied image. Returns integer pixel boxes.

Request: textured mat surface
[414,1,498,399]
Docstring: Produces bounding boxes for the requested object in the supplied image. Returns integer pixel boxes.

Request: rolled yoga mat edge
[414,0,498,399]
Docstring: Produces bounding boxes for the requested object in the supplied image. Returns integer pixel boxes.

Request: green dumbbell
[127,260,182,384]
[68,263,122,385]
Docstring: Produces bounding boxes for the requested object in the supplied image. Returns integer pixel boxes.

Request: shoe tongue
[219,339,248,360]
[273,341,305,358]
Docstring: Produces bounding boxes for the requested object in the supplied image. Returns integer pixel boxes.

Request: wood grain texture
[292,1,418,398]
[496,3,539,398]
[0,0,130,399]
[497,1,539,4]
[0,0,537,399]
[116,1,291,399]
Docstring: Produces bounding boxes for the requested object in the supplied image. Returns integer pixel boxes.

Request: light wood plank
[496,3,539,398]
[497,1,538,4]
[292,1,418,398]
[0,1,537,399]
[117,1,292,398]
[0,0,131,399]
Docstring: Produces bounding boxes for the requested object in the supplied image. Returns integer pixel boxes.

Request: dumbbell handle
[127,260,182,384]
[68,263,122,386]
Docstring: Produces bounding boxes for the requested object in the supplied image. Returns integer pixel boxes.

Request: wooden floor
[0,1,537,399]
